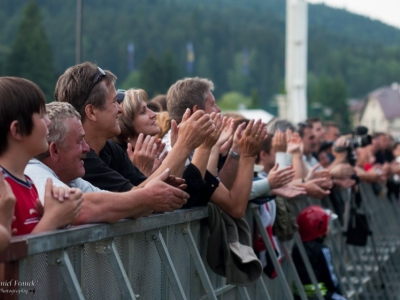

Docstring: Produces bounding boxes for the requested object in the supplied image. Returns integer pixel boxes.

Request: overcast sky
[307,0,400,29]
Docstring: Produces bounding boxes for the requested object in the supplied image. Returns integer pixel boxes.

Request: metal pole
[285,0,308,123]
[76,0,82,64]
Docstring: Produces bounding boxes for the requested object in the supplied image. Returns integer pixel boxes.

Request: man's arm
[217,121,244,189]
[138,109,214,186]
[74,169,189,224]
[210,120,267,219]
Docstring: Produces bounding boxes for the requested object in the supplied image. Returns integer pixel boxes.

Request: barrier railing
[1,183,400,299]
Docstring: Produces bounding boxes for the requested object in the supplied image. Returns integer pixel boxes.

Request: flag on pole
[186,42,195,74]
[127,41,135,72]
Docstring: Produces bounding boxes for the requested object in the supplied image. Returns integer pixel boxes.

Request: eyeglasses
[116,89,125,104]
[84,67,106,103]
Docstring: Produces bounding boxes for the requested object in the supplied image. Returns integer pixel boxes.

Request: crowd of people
[1,61,399,299]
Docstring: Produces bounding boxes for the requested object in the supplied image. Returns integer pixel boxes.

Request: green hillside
[0,0,399,110]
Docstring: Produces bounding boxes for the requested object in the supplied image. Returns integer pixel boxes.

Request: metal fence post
[147,229,187,300]
[48,249,85,300]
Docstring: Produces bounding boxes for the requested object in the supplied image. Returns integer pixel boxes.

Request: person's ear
[48,142,60,161]
[192,105,200,112]
[9,120,23,140]
[259,150,267,162]
[85,104,98,122]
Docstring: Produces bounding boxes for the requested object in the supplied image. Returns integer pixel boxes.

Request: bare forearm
[32,217,59,233]
[140,143,192,185]
[292,154,306,179]
[73,190,153,224]
[218,154,239,189]
[211,156,255,219]
[206,147,220,176]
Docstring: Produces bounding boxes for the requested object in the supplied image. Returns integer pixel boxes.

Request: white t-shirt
[25,159,102,204]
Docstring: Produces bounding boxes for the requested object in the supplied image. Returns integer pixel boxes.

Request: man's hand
[272,184,306,198]
[332,136,349,161]
[286,129,302,155]
[175,109,215,151]
[330,163,355,180]
[238,119,267,157]
[272,130,287,152]
[200,113,224,149]
[216,117,234,148]
[268,164,295,189]
[145,169,190,212]
[164,174,187,190]
[304,178,331,199]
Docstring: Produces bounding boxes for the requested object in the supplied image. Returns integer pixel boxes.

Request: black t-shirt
[82,140,147,192]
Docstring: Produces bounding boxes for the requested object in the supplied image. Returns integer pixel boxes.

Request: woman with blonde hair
[114,89,167,176]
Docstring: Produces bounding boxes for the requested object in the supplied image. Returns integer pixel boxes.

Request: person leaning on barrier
[251,134,305,200]
[0,77,82,236]
[189,113,267,218]
[55,62,214,195]
[165,77,268,217]
[25,102,191,223]
[292,206,348,300]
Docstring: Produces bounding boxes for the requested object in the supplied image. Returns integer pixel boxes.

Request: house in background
[359,83,400,137]
[349,99,365,129]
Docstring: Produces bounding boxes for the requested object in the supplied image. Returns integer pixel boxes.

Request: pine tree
[6,1,55,101]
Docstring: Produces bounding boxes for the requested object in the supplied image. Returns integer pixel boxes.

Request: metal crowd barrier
[1,183,400,299]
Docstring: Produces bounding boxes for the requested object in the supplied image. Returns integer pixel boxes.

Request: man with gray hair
[25,102,191,224]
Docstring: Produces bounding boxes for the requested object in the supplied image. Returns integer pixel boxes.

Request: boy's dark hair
[54,62,116,122]
[256,135,273,164]
[0,77,46,155]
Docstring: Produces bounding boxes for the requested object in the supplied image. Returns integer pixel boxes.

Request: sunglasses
[116,89,125,104]
[84,67,106,102]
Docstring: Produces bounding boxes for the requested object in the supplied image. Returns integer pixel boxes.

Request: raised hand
[216,117,234,148]
[152,139,168,173]
[272,130,287,152]
[145,169,190,212]
[127,134,157,176]
[268,164,295,189]
[230,121,247,153]
[201,113,224,149]
[286,129,302,155]
[238,119,267,158]
[175,109,215,151]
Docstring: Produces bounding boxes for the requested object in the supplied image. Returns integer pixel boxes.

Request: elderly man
[54,62,213,192]
[25,102,191,224]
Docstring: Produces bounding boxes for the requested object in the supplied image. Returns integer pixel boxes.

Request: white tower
[285,0,308,123]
